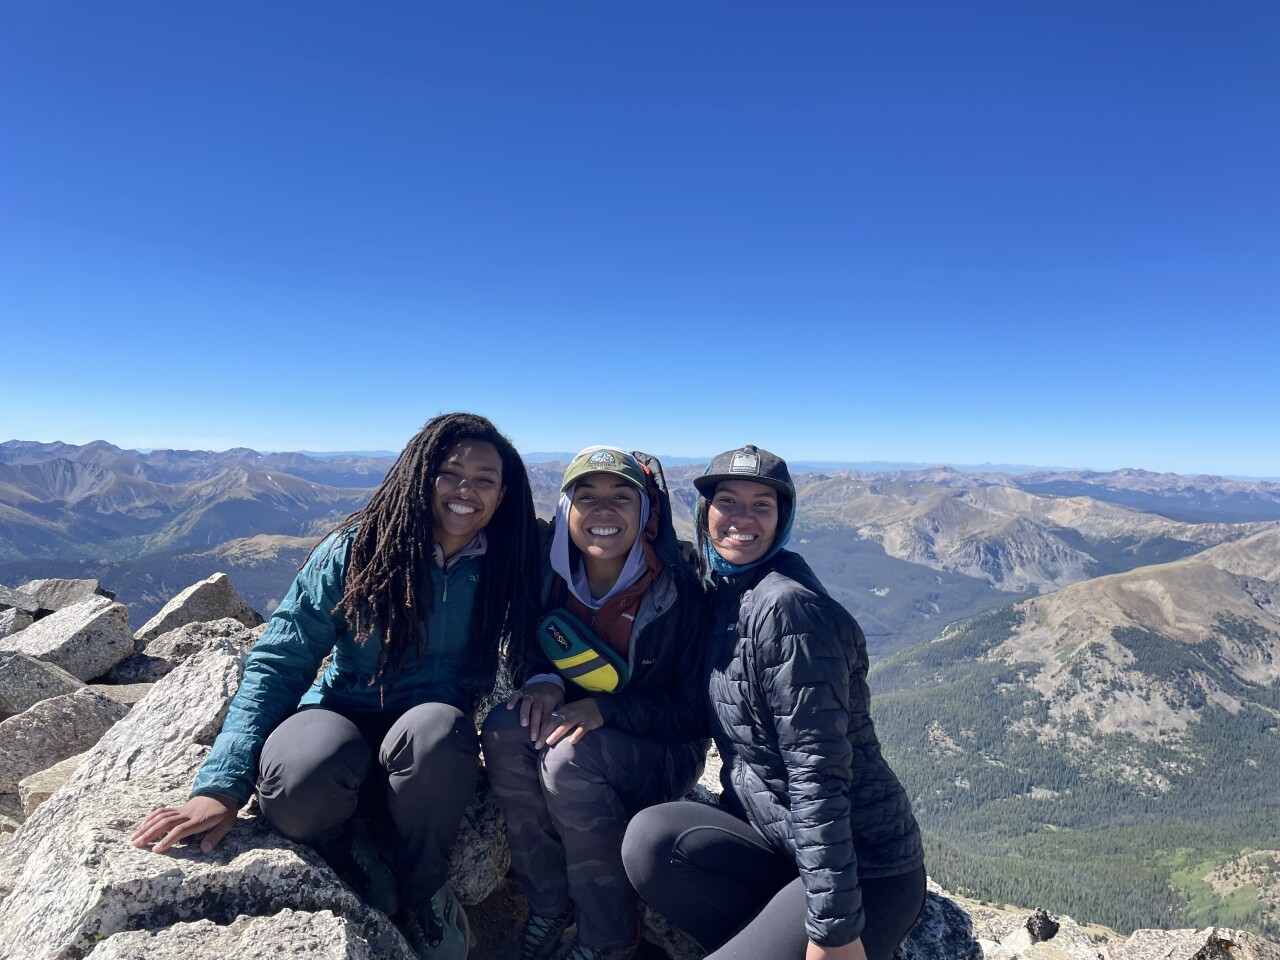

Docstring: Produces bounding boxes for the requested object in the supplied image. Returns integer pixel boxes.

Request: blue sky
[2,2,1276,477]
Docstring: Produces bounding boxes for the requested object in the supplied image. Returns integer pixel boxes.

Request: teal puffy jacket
[192,528,485,805]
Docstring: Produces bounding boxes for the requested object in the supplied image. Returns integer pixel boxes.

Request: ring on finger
[550,710,564,719]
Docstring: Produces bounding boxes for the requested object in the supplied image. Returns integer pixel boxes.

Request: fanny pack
[536,608,630,693]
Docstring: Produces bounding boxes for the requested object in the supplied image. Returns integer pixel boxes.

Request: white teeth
[727,533,757,541]
[447,503,476,515]
[589,527,620,536]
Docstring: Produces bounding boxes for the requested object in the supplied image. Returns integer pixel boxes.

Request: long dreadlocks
[317,412,541,688]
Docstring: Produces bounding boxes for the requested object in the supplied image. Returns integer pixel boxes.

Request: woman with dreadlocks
[132,412,542,960]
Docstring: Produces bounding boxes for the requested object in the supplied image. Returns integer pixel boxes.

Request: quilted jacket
[192,527,489,805]
[705,548,924,947]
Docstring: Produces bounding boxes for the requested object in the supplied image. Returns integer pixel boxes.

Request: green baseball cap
[561,446,647,493]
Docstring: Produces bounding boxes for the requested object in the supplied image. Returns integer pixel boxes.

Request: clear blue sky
[2,2,1276,477]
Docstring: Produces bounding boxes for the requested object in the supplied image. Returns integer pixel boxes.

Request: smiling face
[430,440,505,559]
[706,479,780,566]
[567,472,644,573]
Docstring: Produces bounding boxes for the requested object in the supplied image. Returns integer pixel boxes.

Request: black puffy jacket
[706,549,924,947]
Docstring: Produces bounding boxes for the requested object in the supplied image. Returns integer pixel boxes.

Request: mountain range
[871,523,1280,936]
[2,438,1278,936]
[4,440,1279,650]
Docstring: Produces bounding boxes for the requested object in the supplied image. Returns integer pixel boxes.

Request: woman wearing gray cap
[623,445,926,960]
[482,447,707,960]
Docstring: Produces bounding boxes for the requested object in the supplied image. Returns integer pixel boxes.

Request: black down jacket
[705,549,924,947]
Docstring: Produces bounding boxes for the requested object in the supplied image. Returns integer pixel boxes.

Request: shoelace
[559,944,607,960]
[409,904,446,948]
[520,909,572,958]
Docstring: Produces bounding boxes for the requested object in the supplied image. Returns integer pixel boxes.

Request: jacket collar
[433,530,488,568]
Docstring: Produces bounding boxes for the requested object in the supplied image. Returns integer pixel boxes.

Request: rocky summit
[0,575,1277,960]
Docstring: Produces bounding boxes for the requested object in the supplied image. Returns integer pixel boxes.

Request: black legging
[622,801,925,960]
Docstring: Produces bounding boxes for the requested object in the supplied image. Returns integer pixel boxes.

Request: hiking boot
[504,905,575,960]
[347,817,400,916]
[318,817,400,917]
[549,937,639,960]
[401,883,471,960]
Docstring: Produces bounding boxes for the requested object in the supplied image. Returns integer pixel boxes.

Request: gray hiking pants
[481,703,704,950]
[257,702,479,910]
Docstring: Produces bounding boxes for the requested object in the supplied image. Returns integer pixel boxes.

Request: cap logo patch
[588,451,617,464]
[730,452,759,474]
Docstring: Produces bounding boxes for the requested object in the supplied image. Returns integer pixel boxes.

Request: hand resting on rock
[131,794,238,854]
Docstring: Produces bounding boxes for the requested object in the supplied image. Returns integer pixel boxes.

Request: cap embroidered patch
[730,452,759,473]
[588,451,617,464]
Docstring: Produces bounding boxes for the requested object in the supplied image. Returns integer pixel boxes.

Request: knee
[479,701,527,757]
[538,738,629,831]
[539,734,611,793]
[258,741,371,841]
[257,714,371,835]
[621,805,676,890]
[381,702,478,771]
[623,804,680,856]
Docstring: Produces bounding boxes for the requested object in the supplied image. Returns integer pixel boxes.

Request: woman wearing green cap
[623,445,926,960]
[482,446,707,960]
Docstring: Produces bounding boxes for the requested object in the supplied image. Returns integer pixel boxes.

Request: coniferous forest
[871,610,1280,937]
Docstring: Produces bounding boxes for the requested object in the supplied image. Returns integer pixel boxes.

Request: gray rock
[0,636,509,913]
[18,752,86,816]
[1020,945,1093,960]
[134,573,264,643]
[108,617,257,684]
[14,578,114,612]
[0,643,244,894]
[998,913,1098,959]
[0,813,18,835]
[0,758,413,960]
[641,903,705,960]
[0,595,133,681]
[92,908,414,960]
[0,687,128,792]
[89,682,155,708]
[448,767,509,906]
[897,885,984,960]
[0,792,21,822]
[1036,916,1098,960]
[1028,909,1062,943]
[1105,926,1280,960]
[970,906,1032,944]
[0,584,39,616]
[0,607,34,639]
[980,940,1018,959]
[0,651,84,716]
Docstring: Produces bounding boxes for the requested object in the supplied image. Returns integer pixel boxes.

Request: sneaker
[550,938,639,960]
[504,905,575,960]
[402,884,471,960]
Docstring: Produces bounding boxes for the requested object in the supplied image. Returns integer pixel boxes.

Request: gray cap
[694,444,795,500]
